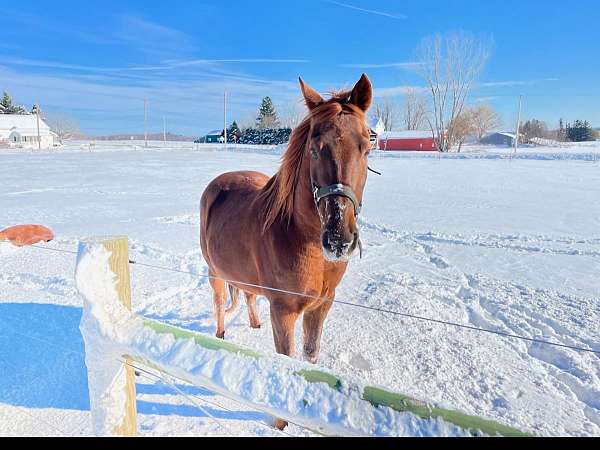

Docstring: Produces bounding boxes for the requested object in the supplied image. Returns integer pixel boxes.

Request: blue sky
[1,0,598,136]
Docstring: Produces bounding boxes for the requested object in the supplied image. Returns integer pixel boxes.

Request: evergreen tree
[256,97,280,130]
[557,118,566,141]
[227,121,242,142]
[0,91,27,114]
[567,120,595,142]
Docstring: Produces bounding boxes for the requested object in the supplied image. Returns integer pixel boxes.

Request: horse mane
[255,91,365,232]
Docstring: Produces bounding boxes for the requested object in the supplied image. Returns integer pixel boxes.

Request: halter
[312,183,362,217]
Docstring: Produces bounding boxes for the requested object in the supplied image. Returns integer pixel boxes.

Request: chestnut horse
[200,74,373,364]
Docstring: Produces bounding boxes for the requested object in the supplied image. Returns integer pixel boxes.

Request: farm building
[480,132,516,147]
[0,114,57,149]
[203,130,224,143]
[369,117,385,148]
[378,131,437,151]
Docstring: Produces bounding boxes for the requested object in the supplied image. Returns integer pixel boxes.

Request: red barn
[378,131,437,151]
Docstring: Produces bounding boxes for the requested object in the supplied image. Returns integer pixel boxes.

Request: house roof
[206,130,223,136]
[0,114,52,136]
[379,130,434,139]
[485,131,516,139]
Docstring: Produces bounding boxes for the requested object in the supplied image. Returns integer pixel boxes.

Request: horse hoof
[216,331,225,339]
[275,419,288,430]
[251,323,261,329]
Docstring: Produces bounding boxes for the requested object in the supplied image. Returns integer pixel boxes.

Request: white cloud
[1,56,310,74]
[323,1,407,19]
[112,15,195,57]
[339,62,421,69]
[478,78,559,88]
[0,62,303,136]
[373,85,427,98]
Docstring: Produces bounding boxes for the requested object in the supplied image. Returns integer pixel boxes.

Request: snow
[1,140,599,436]
[75,241,136,436]
[0,241,19,257]
[75,238,469,436]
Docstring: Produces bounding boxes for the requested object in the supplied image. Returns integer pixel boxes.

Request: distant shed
[378,131,436,151]
[204,130,224,143]
[480,132,516,147]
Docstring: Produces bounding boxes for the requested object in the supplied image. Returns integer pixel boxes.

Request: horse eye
[310,148,319,160]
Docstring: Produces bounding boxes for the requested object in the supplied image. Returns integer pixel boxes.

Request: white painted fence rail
[75,236,528,437]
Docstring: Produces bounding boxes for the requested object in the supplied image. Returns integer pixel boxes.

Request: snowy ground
[1,141,599,436]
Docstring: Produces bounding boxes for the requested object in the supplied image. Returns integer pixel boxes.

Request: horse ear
[299,77,324,111]
[349,73,372,112]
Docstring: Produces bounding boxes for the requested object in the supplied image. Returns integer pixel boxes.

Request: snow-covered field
[1,141,599,436]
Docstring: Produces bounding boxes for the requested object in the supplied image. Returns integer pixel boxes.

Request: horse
[200,74,373,365]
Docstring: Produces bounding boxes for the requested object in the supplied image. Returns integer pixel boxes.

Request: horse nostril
[321,233,330,250]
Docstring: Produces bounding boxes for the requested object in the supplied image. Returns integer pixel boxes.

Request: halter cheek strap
[312,183,362,217]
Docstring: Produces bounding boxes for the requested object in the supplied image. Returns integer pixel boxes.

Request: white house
[0,114,58,149]
[368,117,386,148]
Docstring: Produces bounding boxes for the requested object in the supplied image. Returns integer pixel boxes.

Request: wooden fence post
[77,236,137,436]
[102,237,137,436]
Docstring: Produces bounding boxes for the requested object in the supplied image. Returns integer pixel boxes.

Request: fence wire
[0,315,296,436]
[26,242,599,356]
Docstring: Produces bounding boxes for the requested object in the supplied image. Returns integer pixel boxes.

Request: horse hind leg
[244,292,261,329]
[226,284,240,315]
[209,274,227,339]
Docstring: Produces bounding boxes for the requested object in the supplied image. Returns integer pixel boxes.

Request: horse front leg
[302,300,333,364]
[269,301,300,357]
[269,300,301,431]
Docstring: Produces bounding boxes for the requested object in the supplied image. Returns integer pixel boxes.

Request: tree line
[371,30,599,151]
[206,96,292,145]
[1,92,36,115]
[519,118,597,143]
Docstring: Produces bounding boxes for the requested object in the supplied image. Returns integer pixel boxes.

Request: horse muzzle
[321,229,360,262]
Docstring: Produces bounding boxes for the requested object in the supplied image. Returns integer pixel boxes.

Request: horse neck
[290,154,321,240]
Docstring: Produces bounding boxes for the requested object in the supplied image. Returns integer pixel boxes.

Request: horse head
[299,74,373,261]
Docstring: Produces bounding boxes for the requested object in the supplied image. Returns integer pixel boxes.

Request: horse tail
[200,180,224,260]
[226,284,240,315]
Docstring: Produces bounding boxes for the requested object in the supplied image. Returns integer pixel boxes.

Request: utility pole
[163,116,166,144]
[144,99,148,148]
[223,91,228,151]
[35,104,41,150]
[514,95,522,153]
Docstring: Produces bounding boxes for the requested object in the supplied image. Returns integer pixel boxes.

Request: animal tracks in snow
[355,216,599,433]
[357,217,600,260]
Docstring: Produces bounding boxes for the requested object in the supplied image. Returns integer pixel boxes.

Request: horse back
[200,171,269,260]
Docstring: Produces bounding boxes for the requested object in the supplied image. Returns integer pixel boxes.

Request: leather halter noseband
[312,183,361,217]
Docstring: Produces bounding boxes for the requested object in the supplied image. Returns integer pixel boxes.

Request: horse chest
[268,243,347,297]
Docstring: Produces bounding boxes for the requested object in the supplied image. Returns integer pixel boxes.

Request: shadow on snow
[0,302,268,424]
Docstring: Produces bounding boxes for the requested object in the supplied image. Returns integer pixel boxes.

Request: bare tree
[415,30,492,151]
[470,104,502,141]
[373,97,396,131]
[280,96,306,129]
[449,109,476,152]
[520,119,549,143]
[45,113,80,144]
[401,88,427,130]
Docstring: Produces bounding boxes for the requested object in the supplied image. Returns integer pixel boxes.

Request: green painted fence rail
[142,317,530,437]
